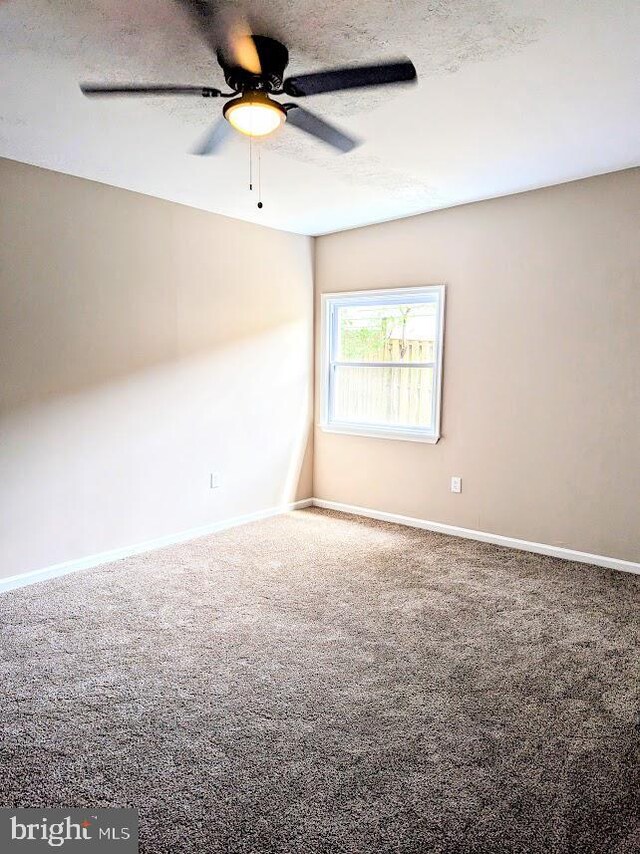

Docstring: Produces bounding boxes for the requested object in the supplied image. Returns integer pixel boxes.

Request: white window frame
[320,285,446,444]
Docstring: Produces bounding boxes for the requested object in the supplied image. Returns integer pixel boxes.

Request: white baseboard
[3,495,636,593]
[0,499,313,594]
[312,499,640,576]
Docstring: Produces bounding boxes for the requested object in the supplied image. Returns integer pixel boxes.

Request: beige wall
[2,160,637,580]
[314,169,640,563]
[0,159,313,580]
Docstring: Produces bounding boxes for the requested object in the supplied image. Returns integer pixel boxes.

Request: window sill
[319,424,441,444]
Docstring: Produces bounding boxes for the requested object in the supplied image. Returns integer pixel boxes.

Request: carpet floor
[1,508,638,853]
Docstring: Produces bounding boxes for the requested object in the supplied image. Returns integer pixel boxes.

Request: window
[320,286,445,443]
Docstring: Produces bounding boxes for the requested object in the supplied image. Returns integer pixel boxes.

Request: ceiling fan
[80,7,417,156]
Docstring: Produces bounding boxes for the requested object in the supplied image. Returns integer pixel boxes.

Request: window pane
[332,365,434,430]
[336,301,437,363]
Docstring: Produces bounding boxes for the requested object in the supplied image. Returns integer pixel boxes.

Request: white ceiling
[1,0,638,235]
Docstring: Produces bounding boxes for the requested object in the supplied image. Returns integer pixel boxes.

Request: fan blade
[285,105,359,153]
[217,8,261,75]
[192,117,231,155]
[174,0,219,52]
[175,1,261,74]
[81,84,221,97]
[283,59,416,98]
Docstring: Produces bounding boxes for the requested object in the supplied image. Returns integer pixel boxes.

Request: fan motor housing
[217,36,290,93]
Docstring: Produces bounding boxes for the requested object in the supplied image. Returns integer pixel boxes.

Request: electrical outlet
[450,476,462,494]
[210,472,221,489]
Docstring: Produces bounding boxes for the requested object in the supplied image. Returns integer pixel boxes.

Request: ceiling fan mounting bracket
[217,36,290,93]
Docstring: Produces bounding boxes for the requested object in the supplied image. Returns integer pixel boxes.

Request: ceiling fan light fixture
[223,93,286,138]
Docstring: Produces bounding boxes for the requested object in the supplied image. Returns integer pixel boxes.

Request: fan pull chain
[247,136,264,209]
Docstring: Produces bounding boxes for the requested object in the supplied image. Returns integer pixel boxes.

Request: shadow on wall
[0,159,314,579]
[0,159,312,413]
[0,322,313,579]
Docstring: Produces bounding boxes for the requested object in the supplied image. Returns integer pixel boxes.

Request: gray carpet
[1,508,638,853]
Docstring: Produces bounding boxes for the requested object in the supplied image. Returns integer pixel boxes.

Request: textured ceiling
[0,0,638,234]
